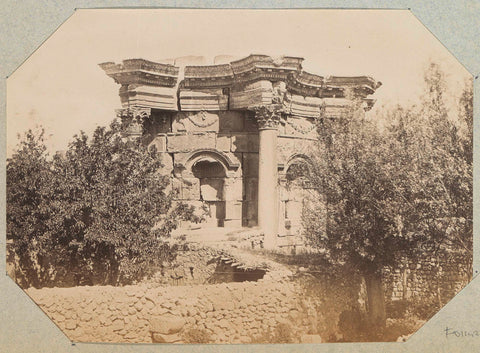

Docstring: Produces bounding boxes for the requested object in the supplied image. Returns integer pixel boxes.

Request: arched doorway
[192,159,227,227]
[281,156,312,235]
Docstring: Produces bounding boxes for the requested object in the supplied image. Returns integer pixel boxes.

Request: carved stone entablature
[102,55,382,118]
[99,59,179,87]
[287,71,325,97]
[287,73,345,98]
[230,54,303,85]
[119,84,178,111]
[324,76,381,97]
[251,104,283,130]
[184,64,235,88]
[287,72,382,99]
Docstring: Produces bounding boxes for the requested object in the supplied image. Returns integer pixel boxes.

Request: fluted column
[254,105,282,249]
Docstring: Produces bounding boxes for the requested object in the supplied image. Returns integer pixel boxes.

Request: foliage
[7,120,196,288]
[7,128,56,286]
[303,63,473,326]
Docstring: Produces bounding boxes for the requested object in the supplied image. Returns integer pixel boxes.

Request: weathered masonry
[100,55,381,248]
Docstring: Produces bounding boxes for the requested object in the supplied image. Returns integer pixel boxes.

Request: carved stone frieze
[187,110,218,128]
[285,117,316,135]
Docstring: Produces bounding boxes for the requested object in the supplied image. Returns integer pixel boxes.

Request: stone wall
[26,278,317,344]
[383,251,472,304]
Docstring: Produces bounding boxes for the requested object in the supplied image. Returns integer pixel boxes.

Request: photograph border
[1,1,479,352]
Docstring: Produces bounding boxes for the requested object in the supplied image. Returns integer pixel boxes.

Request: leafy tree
[7,128,56,287]
[7,120,197,287]
[304,64,473,330]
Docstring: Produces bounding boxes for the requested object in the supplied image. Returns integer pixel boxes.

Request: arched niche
[284,154,312,184]
[184,149,240,227]
[279,153,314,235]
[184,149,240,178]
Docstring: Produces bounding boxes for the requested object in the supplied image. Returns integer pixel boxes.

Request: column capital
[251,104,283,130]
[115,107,151,137]
[116,107,151,121]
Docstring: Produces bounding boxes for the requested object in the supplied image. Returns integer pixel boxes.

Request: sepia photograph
[5,9,473,345]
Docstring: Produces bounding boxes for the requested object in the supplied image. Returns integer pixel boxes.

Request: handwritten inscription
[445,327,480,338]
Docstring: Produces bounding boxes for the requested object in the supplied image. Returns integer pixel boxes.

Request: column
[116,107,151,138]
[254,105,282,249]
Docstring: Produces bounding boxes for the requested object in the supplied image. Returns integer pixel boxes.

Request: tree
[7,128,56,287]
[7,120,198,287]
[304,64,473,330]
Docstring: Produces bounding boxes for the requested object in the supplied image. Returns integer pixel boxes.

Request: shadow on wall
[207,259,266,284]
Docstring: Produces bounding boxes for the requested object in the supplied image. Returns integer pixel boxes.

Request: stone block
[124,85,177,111]
[179,89,228,111]
[224,178,243,201]
[285,94,323,119]
[218,111,245,132]
[216,135,231,152]
[225,201,242,220]
[149,135,167,152]
[224,219,242,228]
[64,319,77,330]
[230,80,273,109]
[286,201,302,221]
[152,332,182,343]
[231,134,259,153]
[110,319,123,331]
[244,178,258,201]
[244,114,259,132]
[277,137,296,165]
[182,178,200,200]
[158,153,173,174]
[171,177,182,198]
[242,153,259,177]
[278,201,286,230]
[207,201,226,221]
[150,314,186,335]
[167,133,216,152]
[279,185,289,201]
[215,300,235,311]
[172,115,187,132]
[245,200,258,225]
[200,178,224,201]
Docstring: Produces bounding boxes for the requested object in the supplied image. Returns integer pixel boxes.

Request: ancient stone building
[100,55,381,248]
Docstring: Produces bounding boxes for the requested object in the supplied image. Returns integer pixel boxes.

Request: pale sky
[6,9,471,156]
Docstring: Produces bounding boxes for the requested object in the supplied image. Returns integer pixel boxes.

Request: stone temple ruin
[100,55,381,249]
